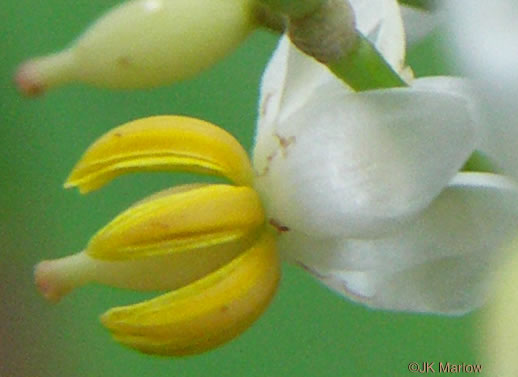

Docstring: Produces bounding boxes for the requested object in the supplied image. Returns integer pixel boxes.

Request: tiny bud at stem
[253,3,287,33]
[288,0,356,63]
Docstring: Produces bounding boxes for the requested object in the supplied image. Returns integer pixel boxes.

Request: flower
[35,116,280,356]
[33,0,411,357]
[33,0,518,358]
[252,11,518,313]
[35,94,518,359]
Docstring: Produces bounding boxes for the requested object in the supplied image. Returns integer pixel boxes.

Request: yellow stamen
[101,231,279,356]
[65,116,254,193]
[35,114,279,357]
[88,184,264,260]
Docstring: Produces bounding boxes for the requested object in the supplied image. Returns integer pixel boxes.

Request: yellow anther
[87,184,264,260]
[101,231,279,356]
[65,116,255,193]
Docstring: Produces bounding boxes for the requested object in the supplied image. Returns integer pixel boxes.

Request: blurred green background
[2,2,483,376]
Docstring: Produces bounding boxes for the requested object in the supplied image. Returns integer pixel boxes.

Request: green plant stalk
[328,33,407,91]
[259,0,406,91]
[398,0,438,11]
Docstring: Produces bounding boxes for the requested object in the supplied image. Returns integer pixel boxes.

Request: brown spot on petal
[269,218,290,233]
[274,133,295,157]
[255,152,274,177]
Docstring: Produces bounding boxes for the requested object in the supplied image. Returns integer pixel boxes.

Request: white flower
[253,0,518,314]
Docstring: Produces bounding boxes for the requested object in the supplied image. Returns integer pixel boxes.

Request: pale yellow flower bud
[15,0,257,96]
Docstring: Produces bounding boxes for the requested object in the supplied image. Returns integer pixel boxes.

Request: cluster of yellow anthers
[35,115,280,356]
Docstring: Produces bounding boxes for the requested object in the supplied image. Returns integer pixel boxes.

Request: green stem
[257,0,406,91]
[328,33,407,91]
[398,0,437,11]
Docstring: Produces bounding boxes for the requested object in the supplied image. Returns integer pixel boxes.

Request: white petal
[412,76,476,99]
[414,78,518,181]
[412,76,486,139]
[287,172,518,314]
[254,0,406,171]
[401,5,442,46]
[419,78,518,182]
[253,36,342,173]
[349,0,406,71]
[447,0,518,85]
[256,86,477,238]
[277,230,351,272]
[322,253,492,314]
[475,93,518,179]
[445,0,518,181]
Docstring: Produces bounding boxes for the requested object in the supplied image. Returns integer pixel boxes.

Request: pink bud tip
[14,61,47,97]
[34,261,68,303]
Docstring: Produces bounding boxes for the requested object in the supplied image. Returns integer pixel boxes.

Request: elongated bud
[15,0,257,96]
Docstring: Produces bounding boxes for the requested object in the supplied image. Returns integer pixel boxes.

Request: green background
[2,2,483,376]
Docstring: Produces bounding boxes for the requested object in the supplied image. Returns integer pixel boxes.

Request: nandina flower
[35,105,518,359]
[32,0,415,356]
[32,0,518,359]
[35,116,280,356]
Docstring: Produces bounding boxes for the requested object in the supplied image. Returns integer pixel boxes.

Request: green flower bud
[16,0,257,96]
